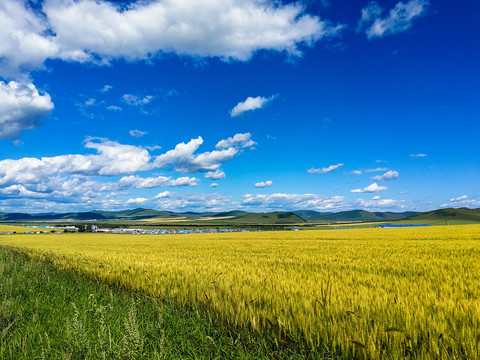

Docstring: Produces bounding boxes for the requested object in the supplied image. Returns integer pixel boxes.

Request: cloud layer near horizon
[0,133,254,210]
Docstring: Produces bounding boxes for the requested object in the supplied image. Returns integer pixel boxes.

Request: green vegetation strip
[0,246,331,360]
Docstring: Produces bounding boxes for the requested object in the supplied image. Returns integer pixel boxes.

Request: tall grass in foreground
[1,247,316,359]
[2,225,480,359]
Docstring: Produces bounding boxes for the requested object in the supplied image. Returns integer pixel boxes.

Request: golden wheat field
[1,225,480,359]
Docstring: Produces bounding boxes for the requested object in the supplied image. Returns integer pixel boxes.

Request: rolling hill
[231,211,306,224]
[400,207,480,225]
[91,208,180,220]
[293,210,418,222]
[1,207,479,225]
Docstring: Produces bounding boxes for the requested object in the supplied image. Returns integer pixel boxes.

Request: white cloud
[205,169,226,180]
[152,191,230,211]
[0,0,58,78]
[85,97,96,106]
[107,105,122,111]
[126,197,148,205]
[216,133,256,150]
[364,167,389,173]
[410,153,427,157]
[0,134,251,195]
[122,94,154,106]
[0,138,151,188]
[307,163,343,174]
[450,195,467,202]
[0,0,340,79]
[255,180,273,188]
[441,195,480,209]
[118,175,199,189]
[357,1,383,32]
[230,95,276,117]
[0,134,256,212]
[356,196,407,210]
[153,133,255,175]
[129,129,147,138]
[0,184,49,198]
[210,183,219,188]
[359,0,429,39]
[99,85,112,93]
[145,145,162,151]
[0,81,54,139]
[45,0,336,62]
[241,193,345,211]
[370,170,399,182]
[351,182,388,193]
[350,170,362,175]
[154,191,171,199]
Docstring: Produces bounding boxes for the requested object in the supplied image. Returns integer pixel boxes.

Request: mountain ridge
[1,207,479,224]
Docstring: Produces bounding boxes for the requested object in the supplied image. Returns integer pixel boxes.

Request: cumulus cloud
[410,153,427,157]
[0,0,57,78]
[0,81,54,139]
[0,133,255,211]
[153,133,255,175]
[0,138,151,189]
[230,95,276,117]
[107,105,122,111]
[46,0,335,62]
[355,196,407,210]
[370,170,399,182]
[0,133,251,192]
[307,163,343,174]
[205,169,226,180]
[152,191,230,211]
[446,195,480,208]
[129,129,147,138]
[210,183,219,188]
[350,170,362,175]
[255,180,273,188]
[118,175,199,189]
[1,0,340,79]
[359,0,429,39]
[351,182,388,193]
[126,197,148,205]
[242,193,345,211]
[216,133,256,150]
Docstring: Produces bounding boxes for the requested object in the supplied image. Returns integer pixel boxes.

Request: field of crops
[1,225,480,359]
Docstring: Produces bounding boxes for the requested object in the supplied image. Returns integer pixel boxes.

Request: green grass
[0,246,334,359]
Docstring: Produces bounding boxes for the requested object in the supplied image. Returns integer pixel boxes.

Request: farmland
[1,225,480,359]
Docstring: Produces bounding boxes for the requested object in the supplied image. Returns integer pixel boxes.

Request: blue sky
[0,0,478,213]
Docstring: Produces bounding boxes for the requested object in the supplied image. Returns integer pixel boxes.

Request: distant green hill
[294,210,332,221]
[232,211,306,224]
[210,210,250,218]
[2,207,479,226]
[400,207,480,225]
[294,210,418,222]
